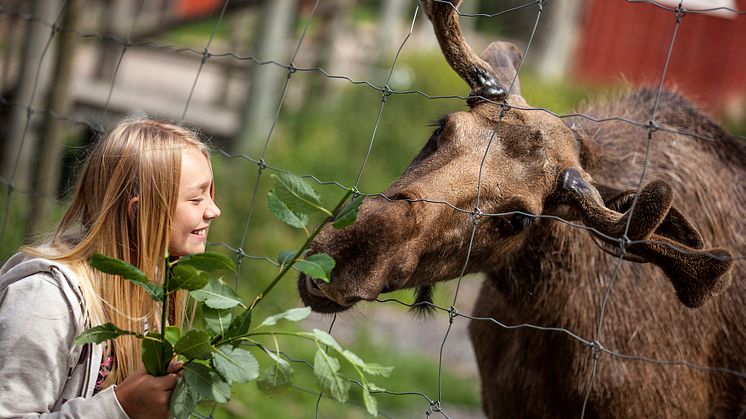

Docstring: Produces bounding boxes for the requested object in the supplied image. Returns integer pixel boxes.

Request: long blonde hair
[25,118,211,386]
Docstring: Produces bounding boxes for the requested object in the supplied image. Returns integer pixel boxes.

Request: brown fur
[469,90,746,418]
[298,1,745,417]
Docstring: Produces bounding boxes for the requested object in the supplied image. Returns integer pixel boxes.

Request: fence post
[1,0,61,193]
[26,0,81,236]
[235,0,298,157]
[535,1,583,81]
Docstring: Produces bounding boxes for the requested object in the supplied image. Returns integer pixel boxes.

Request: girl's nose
[206,199,221,220]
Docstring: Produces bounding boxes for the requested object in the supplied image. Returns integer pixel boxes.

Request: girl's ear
[127,197,139,220]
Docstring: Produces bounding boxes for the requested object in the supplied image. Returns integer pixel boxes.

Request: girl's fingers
[167,360,183,374]
[155,373,180,390]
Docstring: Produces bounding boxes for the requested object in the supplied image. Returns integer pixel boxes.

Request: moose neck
[486,219,604,329]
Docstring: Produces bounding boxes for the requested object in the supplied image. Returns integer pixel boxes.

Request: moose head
[298,0,733,313]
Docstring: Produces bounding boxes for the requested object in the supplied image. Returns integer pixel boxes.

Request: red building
[574,0,746,118]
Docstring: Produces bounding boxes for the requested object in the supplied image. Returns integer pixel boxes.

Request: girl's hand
[114,361,183,419]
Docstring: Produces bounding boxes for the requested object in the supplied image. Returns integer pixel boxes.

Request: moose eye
[493,209,534,235]
[392,192,415,202]
[432,125,444,139]
[508,212,533,233]
[409,117,451,168]
[428,116,449,146]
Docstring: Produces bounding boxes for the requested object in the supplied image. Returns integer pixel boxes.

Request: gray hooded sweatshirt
[0,252,129,418]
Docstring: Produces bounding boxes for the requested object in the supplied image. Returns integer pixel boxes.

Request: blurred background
[1,0,744,417]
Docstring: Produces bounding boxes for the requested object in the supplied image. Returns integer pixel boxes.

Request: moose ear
[480,41,523,96]
[555,169,734,308]
[596,183,705,250]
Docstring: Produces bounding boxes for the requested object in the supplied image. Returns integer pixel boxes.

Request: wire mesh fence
[0,0,744,417]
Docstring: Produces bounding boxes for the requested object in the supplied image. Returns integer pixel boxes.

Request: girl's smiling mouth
[191,226,208,238]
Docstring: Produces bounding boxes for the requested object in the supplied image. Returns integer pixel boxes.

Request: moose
[298,1,745,417]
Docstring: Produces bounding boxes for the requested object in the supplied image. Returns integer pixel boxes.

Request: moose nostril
[304,277,326,298]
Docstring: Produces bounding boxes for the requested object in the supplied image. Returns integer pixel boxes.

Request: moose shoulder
[298,1,745,417]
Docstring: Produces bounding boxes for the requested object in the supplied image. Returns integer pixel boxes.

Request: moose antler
[423,0,510,104]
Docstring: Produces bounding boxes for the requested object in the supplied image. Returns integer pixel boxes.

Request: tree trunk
[94,0,129,81]
[303,0,355,105]
[0,2,23,92]
[235,0,298,156]
[457,0,479,32]
[26,0,80,235]
[377,0,408,63]
[1,0,61,192]
[534,0,583,81]
[216,8,255,107]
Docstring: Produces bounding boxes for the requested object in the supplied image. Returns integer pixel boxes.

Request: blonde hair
[25,118,211,386]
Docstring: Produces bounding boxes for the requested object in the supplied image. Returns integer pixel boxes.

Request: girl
[0,119,221,418]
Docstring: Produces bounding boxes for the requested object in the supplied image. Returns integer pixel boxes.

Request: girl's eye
[190,198,204,204]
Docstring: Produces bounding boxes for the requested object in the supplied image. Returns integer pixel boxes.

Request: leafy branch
[250,183,355,310]
[75,173,386,417]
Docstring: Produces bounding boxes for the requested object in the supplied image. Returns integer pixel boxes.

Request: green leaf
[202,306,233,336]
[139,283,164,302]
[171,378,198,419]
[213,346,259,384]
[170,264,209,292]
[362,384,379,417]
[190,279,243,309]
[268,192,309,229]
[312,329,342,352]
[89,253,149,284]
[277,250,297,266]
[277,249,311,267]
[313,349,349,403]
[295,253,335,284]
[90,254,162,301]
[258,307,311,328]
[361,362,394,377]
[341,350,393,377]
[333,195,364,229]
[177,252,236,273]
[270,173,327,216]
[183,363,231,403]
[263,348,286,365]
[256,360,293,395]
[142,332,171,376]
[74,323,137,345]
[174,330,213,360]
[164,326,182,346]
[224,309,252,341]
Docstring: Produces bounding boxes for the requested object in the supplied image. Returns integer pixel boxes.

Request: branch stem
[160,257,171,375]
[249,189,353,311]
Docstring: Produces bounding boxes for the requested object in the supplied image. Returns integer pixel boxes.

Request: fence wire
[0,0,744,418]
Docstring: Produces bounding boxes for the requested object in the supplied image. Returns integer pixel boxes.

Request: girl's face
[169,146,221,257]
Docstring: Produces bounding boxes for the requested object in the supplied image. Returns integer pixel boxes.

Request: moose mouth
[298,274,397,313]
[298,275,353,313]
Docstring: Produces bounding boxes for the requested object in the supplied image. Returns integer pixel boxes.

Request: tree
[235,0,298,156]
[2,0,61,193]
[26,0,81,235]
